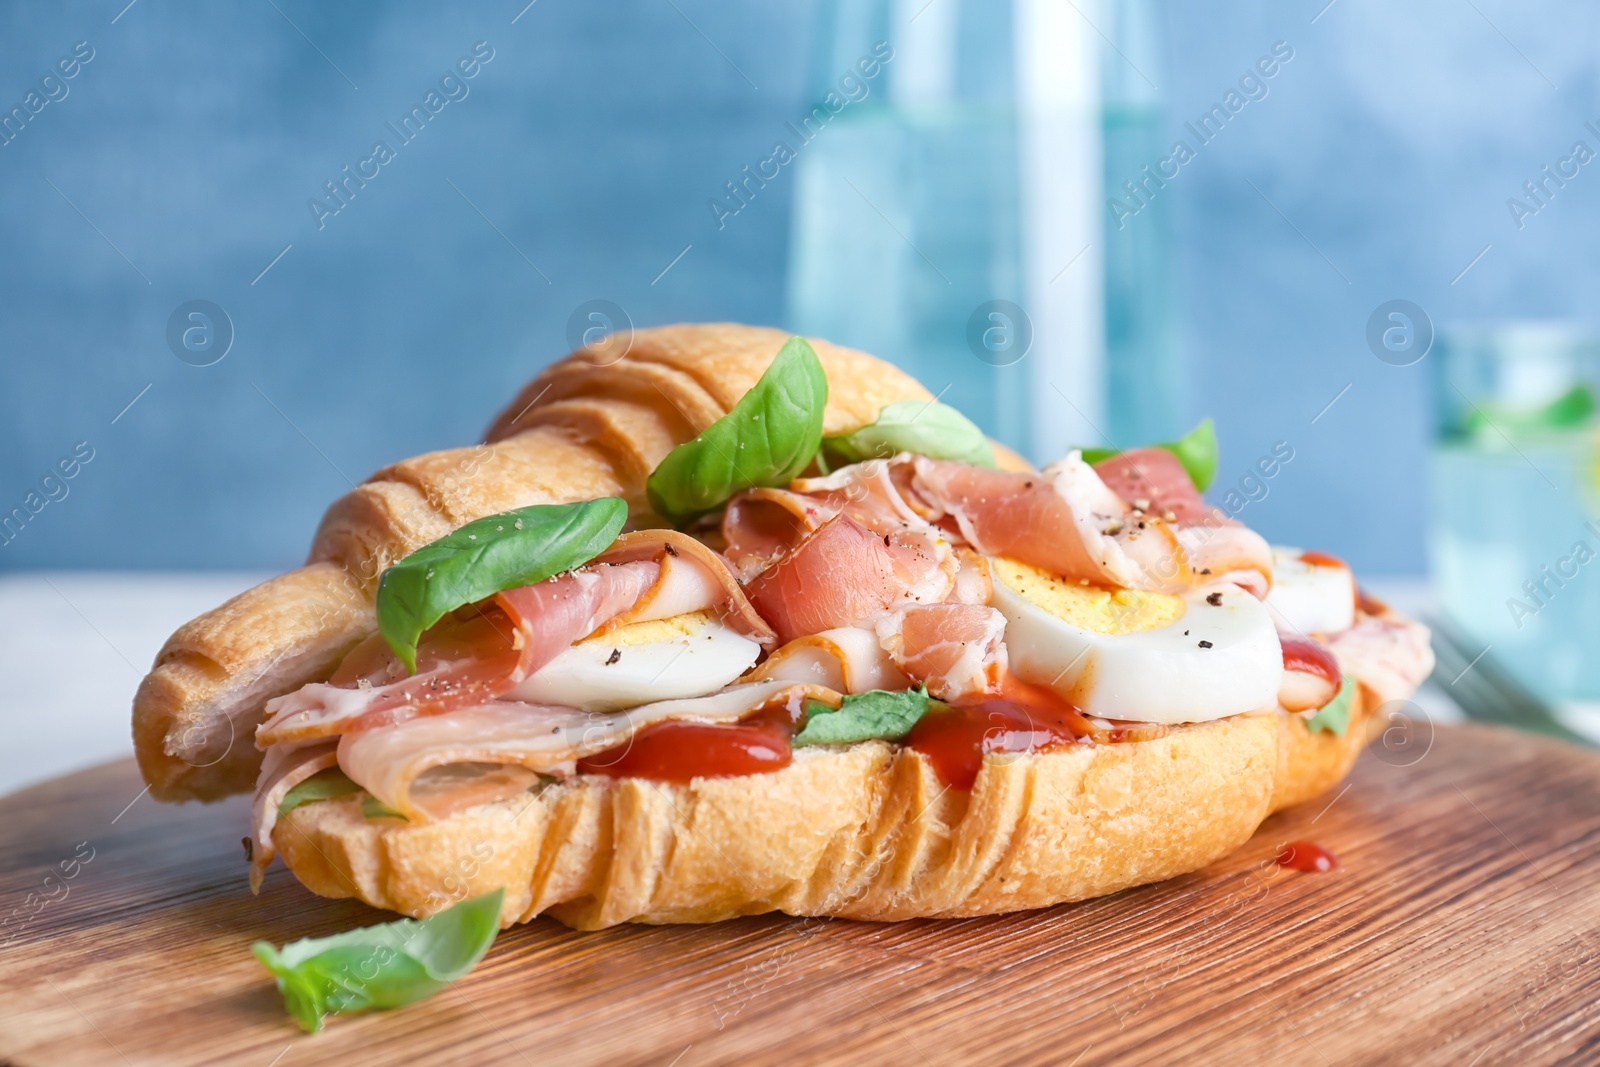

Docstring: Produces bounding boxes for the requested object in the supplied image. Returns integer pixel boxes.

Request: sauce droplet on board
[1276,840,1339,872]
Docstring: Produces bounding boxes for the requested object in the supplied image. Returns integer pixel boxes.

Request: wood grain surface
[2,723,1598,1067]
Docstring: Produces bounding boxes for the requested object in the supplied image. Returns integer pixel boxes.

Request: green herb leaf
[821,399,997,469]
[1304,675,1356,737]
[1079,418,1219,491]
[646,336,829,522]
[377,498,628,672]
[1463,383,1596,437]
[361,796,407,820]
[278,768,362,817]
[793,688,931,747]
[252,888,504,1033]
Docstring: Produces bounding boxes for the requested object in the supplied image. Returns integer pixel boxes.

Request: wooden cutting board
[3,723,1599,1067]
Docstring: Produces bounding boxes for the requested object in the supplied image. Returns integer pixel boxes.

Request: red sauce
[577,677,1166,788]
[905,676,1098,790]
[1298,550,1348,570]
[576,691,805,783]
[577,720,792,782]
[1280,635,1342,687]
[1276,840,1339,872]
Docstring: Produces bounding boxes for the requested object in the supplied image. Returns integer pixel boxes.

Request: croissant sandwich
[132,323,1433,930]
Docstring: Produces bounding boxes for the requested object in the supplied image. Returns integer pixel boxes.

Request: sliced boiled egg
[990,558,1282,724]
[506,611,760,712]
[1264,547,1356,636]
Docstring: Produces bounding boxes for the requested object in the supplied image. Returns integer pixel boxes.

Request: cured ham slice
[721,488,835,575]
[337,681,835,822]
[723,452,1219,595]
[749,626,913,693]
[1091,448,1215,525]
[1174,525,1274,598]
[258,532,772,747]
[790,460,937,534]
[718,459,937,577]
[946,549,994,606]
[591,529,776,646]
[876,604,1008,701]
[257,612,524,747]
[910,459,1115,583]
[743,515,958,644]
[248,740,338,891]
[1327,613,1435,706]
[257,561,660,745]
[1091,448,1273,594]
[1029,454,1195,592]
[497,561,663,677]
[403,764,543,822]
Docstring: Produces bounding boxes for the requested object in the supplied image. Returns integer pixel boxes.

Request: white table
[0,573,1464,798]
[0,572,268,796]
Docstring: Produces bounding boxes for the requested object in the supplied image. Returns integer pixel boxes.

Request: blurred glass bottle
[785,0,1115,461]
[1430,323,1600,704]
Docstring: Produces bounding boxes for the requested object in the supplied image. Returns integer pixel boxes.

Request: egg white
[1264,546,1355,635]
[505,616,760,713]
[992,575,1282,725]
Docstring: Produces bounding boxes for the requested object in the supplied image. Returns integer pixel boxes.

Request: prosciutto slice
[875,604,1009,701]
[1091,448,1215,525]
[790,460,937,534]
[1092,448,1273,594]
[1327,613,1435,706]
[908,460,1109,580]
[258,531,772,747]
[749,626,913,694]
[721,488,835,575]
[720,460,944,577]
[743,514,958,644]
[590,529,775,646]
[258,561,660,745]
[248,740,338,892]
[723,452,1217,596]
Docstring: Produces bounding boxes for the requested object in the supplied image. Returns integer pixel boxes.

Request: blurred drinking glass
[1430,322,1600,704]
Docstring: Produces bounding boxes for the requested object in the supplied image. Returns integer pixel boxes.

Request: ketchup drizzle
[577,675,1163,787]
[905,675,1160,790]
[576,691,805,783]
[1279,635,1342,688]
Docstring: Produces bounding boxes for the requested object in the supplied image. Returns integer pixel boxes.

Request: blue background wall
[1,0,1595,574]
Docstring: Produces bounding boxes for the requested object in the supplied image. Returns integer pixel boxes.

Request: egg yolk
[579,611,710,647]
[991,558,1185,635]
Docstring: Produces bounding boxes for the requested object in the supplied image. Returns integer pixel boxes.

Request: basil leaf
[362,796,406,820]
[646,336,829,522]
[1165,418,1219,491]
[794,688,931,747]
[252,888,503,1032]
[377,498,628,672]
[822,399,997,469]
[1463,383,1595,437]
[1079,418,1219,491]
[1304,675,1356,737]
[278,768,361,817]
